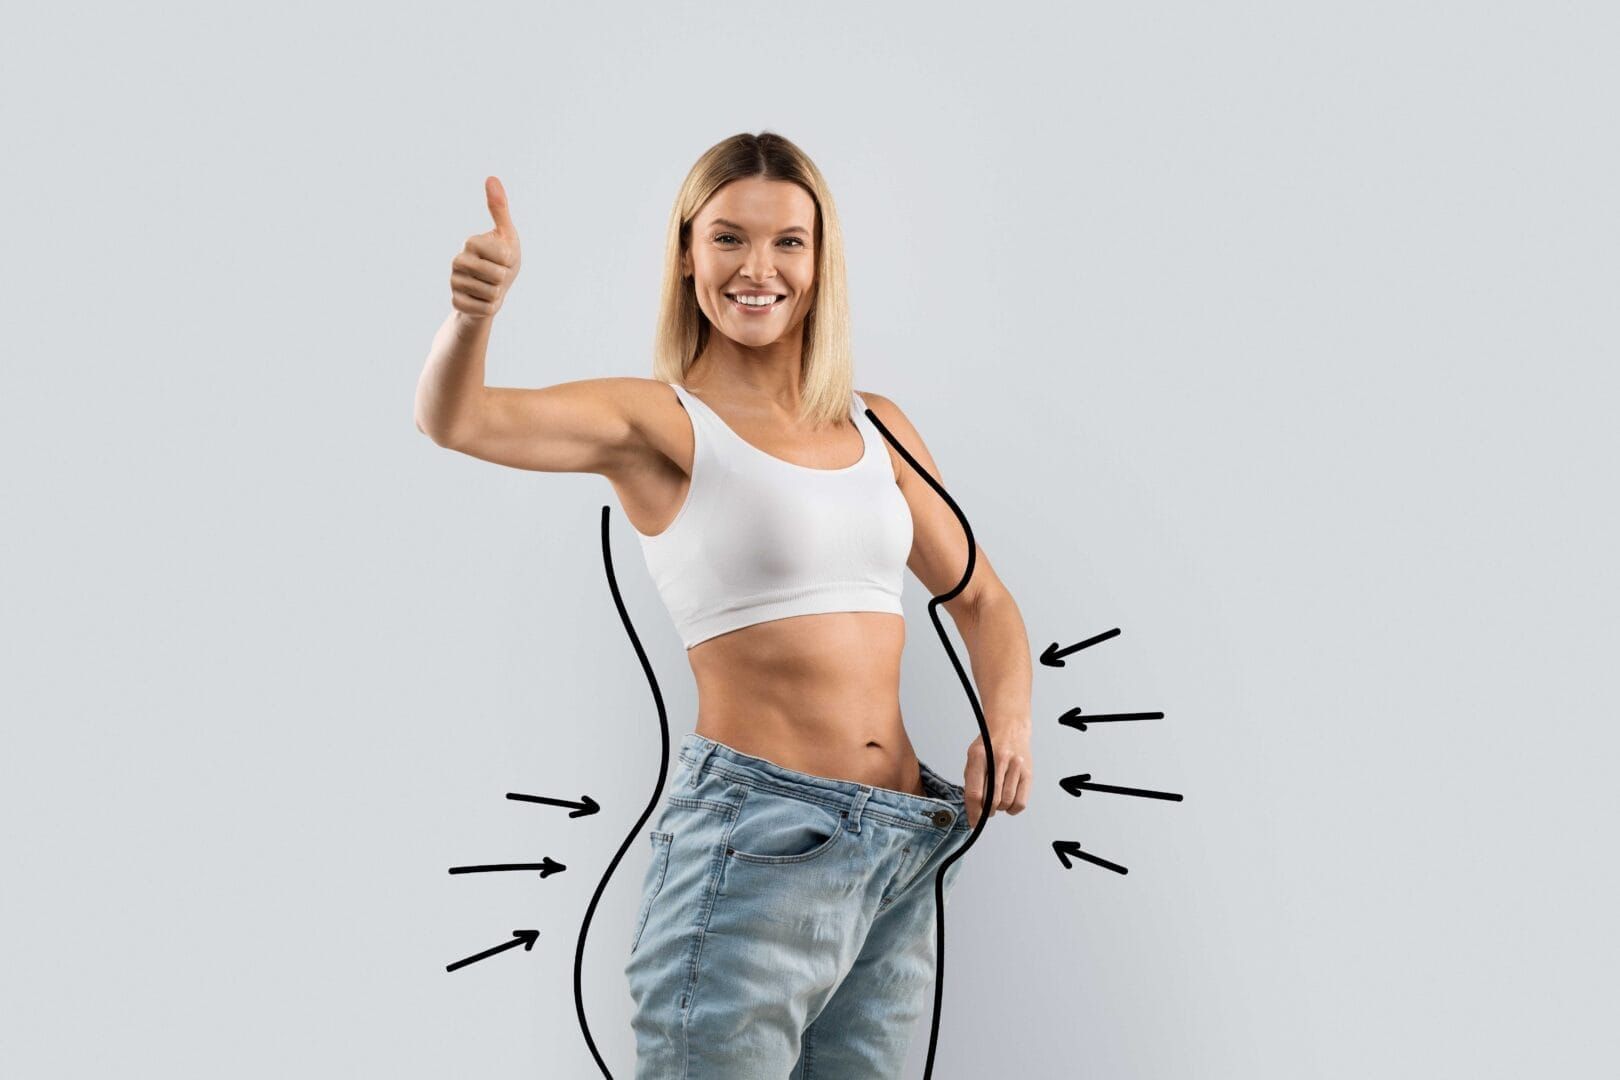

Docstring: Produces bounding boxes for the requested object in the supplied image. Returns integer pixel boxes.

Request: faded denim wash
[625,732,972,1078]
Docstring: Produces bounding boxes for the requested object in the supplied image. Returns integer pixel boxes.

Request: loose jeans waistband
[678,731,973,834]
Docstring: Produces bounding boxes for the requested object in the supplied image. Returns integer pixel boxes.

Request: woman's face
[683,177,817,348]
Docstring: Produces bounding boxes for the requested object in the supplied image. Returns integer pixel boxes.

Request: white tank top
[631,382,913,649]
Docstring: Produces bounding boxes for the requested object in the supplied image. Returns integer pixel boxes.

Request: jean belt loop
[846,786,871,833]
[688,738,719,789]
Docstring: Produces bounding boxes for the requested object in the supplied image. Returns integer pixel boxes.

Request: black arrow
[505,792,600,818]
[1040,628,1121,667]
[1058,707,1164,732]
[448,857,567,878]
[1059,773,1184,802]
[446,929,539,973]
[1052,839,1129,875]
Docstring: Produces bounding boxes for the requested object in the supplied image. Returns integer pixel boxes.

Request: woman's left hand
[961,727,1032,828]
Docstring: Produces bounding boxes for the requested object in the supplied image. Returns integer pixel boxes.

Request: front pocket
[725,786,847,865]
[630,830,673,955]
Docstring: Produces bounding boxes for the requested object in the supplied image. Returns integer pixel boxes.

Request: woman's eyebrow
[708,217,810,237]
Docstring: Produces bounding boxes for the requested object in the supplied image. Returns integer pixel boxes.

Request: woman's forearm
[415,311,494,446]
[957,589,1033,735]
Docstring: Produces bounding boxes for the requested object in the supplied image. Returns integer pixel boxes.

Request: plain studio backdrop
[2,2,1614,1077]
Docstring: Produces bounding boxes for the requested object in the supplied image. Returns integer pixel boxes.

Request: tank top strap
[670,382,710,427]
[850,390,880,448]
[672,382,717,426]
[670,382,725,468]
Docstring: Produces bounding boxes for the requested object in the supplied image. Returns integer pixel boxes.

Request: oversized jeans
[624,732,972,1078]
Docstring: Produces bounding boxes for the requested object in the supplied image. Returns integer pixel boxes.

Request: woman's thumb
[485,176,516,240]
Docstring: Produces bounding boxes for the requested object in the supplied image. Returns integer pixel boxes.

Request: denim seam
[665,794,735,815]
[723,773,849,820]
[678,803,736,1078]
[692,760,956,832]
[893,831,964,896]
[685,745,962,808]
[631,831,674,955]
[696,760,857,814]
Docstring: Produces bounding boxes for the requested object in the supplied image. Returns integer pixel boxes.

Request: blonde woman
[415,132,1033,1077]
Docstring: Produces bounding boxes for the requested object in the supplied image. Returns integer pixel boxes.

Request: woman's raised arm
[414,177,660,478]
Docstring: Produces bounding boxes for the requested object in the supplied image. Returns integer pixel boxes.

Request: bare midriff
[686,609,927,797]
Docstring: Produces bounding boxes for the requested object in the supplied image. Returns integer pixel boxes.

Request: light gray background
[3,2,1615,1077]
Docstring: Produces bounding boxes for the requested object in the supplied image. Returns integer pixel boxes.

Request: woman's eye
[713,234,804,248]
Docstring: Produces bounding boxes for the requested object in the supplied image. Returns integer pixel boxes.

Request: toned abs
[687,611,926,797]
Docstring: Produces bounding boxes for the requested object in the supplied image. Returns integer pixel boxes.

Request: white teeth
[730,294,782,307]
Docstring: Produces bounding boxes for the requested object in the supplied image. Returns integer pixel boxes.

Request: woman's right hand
[450,176,523,320]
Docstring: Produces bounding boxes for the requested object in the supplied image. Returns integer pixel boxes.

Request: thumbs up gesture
[450,176,523,320]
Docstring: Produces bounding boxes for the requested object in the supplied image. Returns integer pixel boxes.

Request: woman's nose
[741,251,778,282]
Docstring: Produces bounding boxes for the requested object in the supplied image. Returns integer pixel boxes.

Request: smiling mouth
[725,293,786,312]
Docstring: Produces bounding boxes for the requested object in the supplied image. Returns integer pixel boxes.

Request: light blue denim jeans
[624,732,972,1078]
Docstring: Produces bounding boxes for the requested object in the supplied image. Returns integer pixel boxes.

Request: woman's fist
[450,176,523,320]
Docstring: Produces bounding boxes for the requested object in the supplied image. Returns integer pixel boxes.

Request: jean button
[930,809,953,827]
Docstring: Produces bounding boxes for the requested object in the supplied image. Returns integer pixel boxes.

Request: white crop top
[631,382,914,649]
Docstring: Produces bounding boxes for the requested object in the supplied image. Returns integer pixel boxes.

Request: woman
[416,132,1033,1077]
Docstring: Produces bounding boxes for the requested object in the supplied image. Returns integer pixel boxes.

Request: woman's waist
[687,611,903,681]
[692,706,921,795]
[687,640,903,739]
[685,613,912,788]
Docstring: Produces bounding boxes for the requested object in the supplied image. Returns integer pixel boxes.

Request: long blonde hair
[651,131,854,428]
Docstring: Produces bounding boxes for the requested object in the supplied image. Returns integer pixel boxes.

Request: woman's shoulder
[853,387,910,431]
[854,388,935,484]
